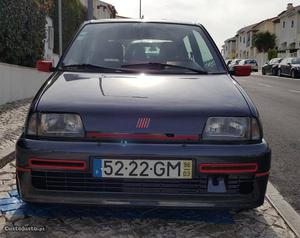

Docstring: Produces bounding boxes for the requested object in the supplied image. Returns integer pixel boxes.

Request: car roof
[85,18,202,27]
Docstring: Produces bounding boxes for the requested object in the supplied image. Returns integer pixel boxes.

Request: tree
[50,0,87,54]
[0,0,46,67]
[253,31,276,53]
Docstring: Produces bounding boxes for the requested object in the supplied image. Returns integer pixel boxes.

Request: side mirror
[287,62,291,66]
[36,60,53,72]
[231,65,251,76]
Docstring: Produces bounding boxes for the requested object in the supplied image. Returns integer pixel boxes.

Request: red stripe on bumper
[255,171,270,177]
[199,163,258,174]
[16,166,31,172]
[86,132,199,141]
[29,158,87,171]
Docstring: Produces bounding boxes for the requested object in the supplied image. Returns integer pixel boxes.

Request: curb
[251,73,300,81]
[267,182,300,237]
[0,147,15,169]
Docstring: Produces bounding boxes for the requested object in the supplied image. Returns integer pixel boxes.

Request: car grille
[31,170,255,195]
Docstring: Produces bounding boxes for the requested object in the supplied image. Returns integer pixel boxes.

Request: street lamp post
[88,0,94,20]
[58,0,62,56]
[139,0,142,19]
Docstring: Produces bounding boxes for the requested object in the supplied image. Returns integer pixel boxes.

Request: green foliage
[0,0,46,67]
[268,49,278,60]
[51,0,87,54]
[253,31,276,53]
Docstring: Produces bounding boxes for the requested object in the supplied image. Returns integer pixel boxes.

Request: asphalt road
[235,74,300,213]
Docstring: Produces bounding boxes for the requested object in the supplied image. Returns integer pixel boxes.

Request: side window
[192,30,216,70]
[183,36,193,61]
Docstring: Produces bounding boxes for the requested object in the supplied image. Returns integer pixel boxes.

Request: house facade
[223,37,237,59]
[79,0,117,19]
[44,16,59,66]
[274,3,300,57]
[223,3,300,69]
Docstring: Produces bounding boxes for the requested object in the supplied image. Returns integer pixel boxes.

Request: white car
[228,59,241,71]
[239,59,258,72]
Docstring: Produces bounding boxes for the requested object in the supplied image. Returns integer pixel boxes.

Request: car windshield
[292,58,300,64]
[270,58,282,64]
[61,22,226,74]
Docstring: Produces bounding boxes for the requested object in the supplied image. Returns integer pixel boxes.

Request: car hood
[37,72,250,133]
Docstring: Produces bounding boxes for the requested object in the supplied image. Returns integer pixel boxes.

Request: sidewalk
[0,99,31,158]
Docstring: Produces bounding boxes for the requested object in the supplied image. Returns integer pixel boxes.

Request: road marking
[252,73,300,81]
[258,83,273,88]
[288,90,300,94]
[267,182,300,237]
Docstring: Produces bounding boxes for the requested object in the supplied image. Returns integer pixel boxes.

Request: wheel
[262,69,266,75]
[272,68,276,76]
[277,69,281,77]
[291,70,295,78]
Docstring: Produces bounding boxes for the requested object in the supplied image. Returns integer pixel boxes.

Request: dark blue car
[16,20,271,209]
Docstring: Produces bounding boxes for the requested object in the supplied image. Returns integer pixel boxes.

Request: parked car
[16,20,270,209]
[278,57,300,78]
[228,58,241,71]
[262,58,283,76]
[225,59,232,66]
[239,59,258,72]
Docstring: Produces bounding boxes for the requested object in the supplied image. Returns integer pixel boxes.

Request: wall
[0,63,50,105]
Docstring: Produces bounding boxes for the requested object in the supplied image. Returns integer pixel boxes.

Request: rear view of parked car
[228,58,241,71]
[262,58,282,76]
[278,57,300,78]
[239,59,258,72]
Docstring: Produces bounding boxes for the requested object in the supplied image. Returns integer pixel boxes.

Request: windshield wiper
[61,64,132,73]
[121,62,208,74]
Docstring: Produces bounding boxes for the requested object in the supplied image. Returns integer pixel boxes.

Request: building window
[243,37,245,44]
[240,36,241,43]
[283,21,285,28]
[291,20,294,28]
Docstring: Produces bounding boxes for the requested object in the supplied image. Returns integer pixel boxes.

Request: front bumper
[16,138,271,208]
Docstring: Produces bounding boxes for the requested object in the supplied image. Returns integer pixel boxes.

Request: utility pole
[139,0,142,19]
[58,0,62,56]
[88,0,94,20]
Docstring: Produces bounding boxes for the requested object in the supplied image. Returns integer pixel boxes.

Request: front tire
[272,68,276,76]
[278,69,282,77]
[291,70,296,78]
[262,69,266,75]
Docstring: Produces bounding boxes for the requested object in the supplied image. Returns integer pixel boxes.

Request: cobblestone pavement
[0,162,296,238]
[0,99,31,155]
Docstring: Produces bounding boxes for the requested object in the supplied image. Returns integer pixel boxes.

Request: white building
[44,16,59,66]
[96,1,117,19]
[79,0,117,19]
[274,3,300,58]
[223,37,237,59]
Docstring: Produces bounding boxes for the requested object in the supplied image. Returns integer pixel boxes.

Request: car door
[265,59,274,73]
[280,58,288,75]
[286,58,293,75]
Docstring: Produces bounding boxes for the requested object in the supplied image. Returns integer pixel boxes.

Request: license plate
[93,159,193,179]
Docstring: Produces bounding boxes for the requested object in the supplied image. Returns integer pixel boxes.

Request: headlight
[26,113,84,137]
[203,117,261,141]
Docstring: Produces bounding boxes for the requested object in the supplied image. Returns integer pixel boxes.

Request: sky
[106,0,300,49]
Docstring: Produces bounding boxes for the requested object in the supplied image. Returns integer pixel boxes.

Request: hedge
[0,0,87,67]
[0,0,46,67]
